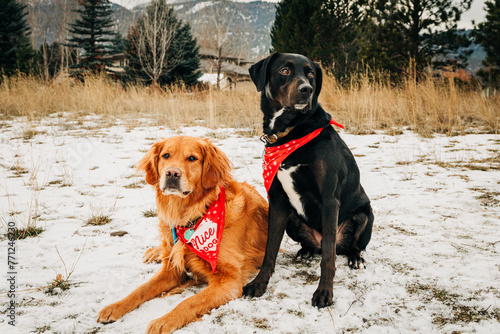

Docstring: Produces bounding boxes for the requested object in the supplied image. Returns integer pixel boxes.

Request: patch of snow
[0,118,499,333]
[199,72,224,85]
[186,1,214,15]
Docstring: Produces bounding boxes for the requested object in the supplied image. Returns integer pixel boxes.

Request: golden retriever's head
[137,136,232,197]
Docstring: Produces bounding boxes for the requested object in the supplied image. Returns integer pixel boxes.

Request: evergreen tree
[270,0,320,57]
[475,0,500,88]
[66,0,117,73]
[0,0,37,76]
[360,0,473,77]
[270,0,368,82]
[311,0,368,79]
[126,0,201,87]
[112,34,128,54]
[168,23,202,87]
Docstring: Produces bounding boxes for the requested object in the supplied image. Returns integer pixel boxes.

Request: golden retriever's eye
[308,72,315,79]
[188,156,197,162]
[162,153,170,159]
[279,67,291,76]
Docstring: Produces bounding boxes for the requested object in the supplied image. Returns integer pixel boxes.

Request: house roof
[200,59,250,77]
[198,48,253,65]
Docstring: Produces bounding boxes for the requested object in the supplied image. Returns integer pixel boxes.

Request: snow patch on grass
[0,118,499,333]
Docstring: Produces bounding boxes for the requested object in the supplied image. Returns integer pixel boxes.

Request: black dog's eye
[307,72,315,79]
[162,153,170,159]
[187,156,197,162]
[279,67,291,76]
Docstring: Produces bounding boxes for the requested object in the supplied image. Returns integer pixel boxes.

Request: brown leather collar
[259,126,295,144]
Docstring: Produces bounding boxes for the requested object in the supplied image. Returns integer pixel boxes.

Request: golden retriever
[97,136,268,333]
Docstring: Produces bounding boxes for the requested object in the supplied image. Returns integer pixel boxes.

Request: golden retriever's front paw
[97,302,128,324]
[143,246,163,264]
[146,317,176,334]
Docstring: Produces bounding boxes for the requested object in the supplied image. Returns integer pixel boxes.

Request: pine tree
[270,0,321,57]
[112,34,128,54]
[66,0,117,74]
[311,0,368,79]
[168,23,202,87]
[0,0,37,76]
[126,0,201,87]
[360,0,473,77]
[475,0,500,88]
[270,0,368,82]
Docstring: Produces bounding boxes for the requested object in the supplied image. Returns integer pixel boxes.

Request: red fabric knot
[262,119,343,194]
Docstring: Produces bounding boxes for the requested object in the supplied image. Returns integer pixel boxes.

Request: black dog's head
[249,53,323,136]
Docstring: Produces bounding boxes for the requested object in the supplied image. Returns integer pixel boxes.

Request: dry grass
[0,74,262,133]
[0,71,498,135]
[142,208,158,218]
[321,71,500,135]
[1,171,44,240]
[45,244,86,295]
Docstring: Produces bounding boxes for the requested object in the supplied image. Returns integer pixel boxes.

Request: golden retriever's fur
[97,136,268,333]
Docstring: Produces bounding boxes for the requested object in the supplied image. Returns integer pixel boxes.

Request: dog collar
[173,187,226,273]
[260,118,344,145]
[260,126,295,144]
[262,120,344,193]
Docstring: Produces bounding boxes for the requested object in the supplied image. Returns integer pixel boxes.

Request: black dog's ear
[249,53,280,92]
[314,62,323,96]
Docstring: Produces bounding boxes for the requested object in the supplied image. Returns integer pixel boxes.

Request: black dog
[242,53,374,308]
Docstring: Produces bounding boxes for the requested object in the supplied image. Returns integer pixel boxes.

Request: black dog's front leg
[312,198,339,308]
[243,200,288,298]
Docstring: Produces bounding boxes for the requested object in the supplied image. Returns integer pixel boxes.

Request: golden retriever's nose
[165,167,182,180]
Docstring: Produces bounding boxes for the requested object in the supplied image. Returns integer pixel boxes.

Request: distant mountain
[467,44,486,74]
[32,1,486,70]
[455,30,487,75]
[31,0,276,61]
[129,0,277,60]
[466,42,487,75]
[111,0,279,9]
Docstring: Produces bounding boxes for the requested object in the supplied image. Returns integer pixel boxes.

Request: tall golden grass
[0,71,498,135]
[321,71,500,135]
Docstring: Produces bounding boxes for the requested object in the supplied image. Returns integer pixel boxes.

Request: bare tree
[54,0,77,74]
[130,0,184,87]
[23,0,77,79]
[24,0,50,79]
[196,0,242,90]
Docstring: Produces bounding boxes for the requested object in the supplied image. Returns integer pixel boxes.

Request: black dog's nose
[165,167,182,179]
[299,83,313,95]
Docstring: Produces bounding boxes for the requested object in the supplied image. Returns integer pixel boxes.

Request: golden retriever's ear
[136,142,162,186]
[200,140,232,190]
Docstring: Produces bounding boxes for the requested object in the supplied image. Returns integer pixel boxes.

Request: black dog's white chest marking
[269,108,285,131]
[277,164,306,218]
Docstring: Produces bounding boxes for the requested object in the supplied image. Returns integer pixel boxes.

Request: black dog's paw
[312,288,333,308]
[243,280,268,298]
[295,247,322,261]
[348,254,366,270]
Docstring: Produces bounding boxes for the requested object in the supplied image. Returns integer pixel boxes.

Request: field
[1,73,499,136]
[0,75,499,333]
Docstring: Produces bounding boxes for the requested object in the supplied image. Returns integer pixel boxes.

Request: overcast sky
[110,0,487,30]
[460,0,487,28]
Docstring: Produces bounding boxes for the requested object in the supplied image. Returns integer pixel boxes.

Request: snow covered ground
[0,116,499,333]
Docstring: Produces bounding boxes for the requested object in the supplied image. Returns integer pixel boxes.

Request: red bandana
[174,187,226,273]
[263,120,344,193]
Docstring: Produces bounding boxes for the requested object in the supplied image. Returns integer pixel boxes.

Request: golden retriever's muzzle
[161,167,191,196]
